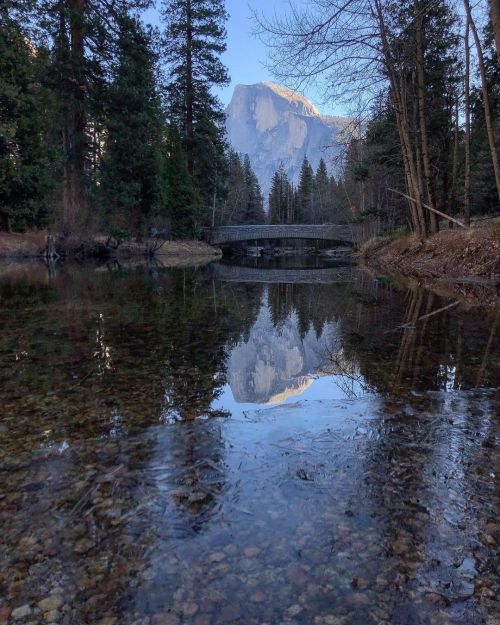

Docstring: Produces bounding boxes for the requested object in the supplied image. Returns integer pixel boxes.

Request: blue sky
[146,0,347,116]
[218,0,285,108]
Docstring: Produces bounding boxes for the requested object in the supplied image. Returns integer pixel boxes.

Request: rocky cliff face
[225,82,351,199]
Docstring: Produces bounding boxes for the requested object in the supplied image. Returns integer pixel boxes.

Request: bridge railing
[204,224,355,245]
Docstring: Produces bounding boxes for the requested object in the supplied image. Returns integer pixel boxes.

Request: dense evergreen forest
[0,0,264,240]
[261,0,500,236]
[1,0,498,241]
[268,157,344,225]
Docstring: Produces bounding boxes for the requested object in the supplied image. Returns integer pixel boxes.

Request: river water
[0,260,498,625]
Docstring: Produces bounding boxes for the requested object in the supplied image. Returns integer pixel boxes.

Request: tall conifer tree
[162,0,229,213]
[221,151,247,225]
[165,125,201,238]
[269,164,293,224]
[314,158,330,223]
[0,11,60,230]
[242,154,265,224]
[296,156,314,223]
[99,18,168,237]
[26,0,154,231]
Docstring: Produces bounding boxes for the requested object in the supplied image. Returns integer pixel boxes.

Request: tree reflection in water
[0,261,497,625]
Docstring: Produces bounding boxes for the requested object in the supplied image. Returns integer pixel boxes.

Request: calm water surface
[0,260,498,625]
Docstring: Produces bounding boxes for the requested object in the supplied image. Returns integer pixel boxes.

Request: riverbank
[360,223,500,281]
[0,231,222,260]
[359,224,500,309]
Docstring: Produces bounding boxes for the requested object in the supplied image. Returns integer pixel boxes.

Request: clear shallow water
[0,260,498,625]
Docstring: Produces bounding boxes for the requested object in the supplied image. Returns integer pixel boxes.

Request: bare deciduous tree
[414,0,438,233]
[464,20,471,226]
[254,0,456,239]
[463,0,500,203]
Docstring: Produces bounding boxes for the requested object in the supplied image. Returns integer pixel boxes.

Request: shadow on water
[0,258,498,625]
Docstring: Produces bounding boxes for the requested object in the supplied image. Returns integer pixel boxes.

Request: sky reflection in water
[0,260,498,625]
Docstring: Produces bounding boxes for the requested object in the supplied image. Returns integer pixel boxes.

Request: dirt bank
[360,224,500,280]
[121,239,221,259]
[359,224,500,308]
[0,231,222,259]
[0,231,47,257]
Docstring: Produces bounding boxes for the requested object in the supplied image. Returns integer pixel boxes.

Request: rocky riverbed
[0,261,498,625]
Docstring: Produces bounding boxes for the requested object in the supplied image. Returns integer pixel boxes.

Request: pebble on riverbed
[0,309,497,625]
[11,605,32,620]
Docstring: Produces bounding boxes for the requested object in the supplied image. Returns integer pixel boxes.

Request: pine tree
[269,164,292,224]
[314,158,330,223]
[23,0,156,232]
[269,170,284,224]
[214,152,264,225]
[242,154,265,224]
[296,157,314,223]
[335,0,462,233]
[221,151,247,225]
[382,0,462,232]
[229,151,247,223]
[165,125,201,238]
[99,18,168,238]
[0,11,60,230]
[162,0,229,215]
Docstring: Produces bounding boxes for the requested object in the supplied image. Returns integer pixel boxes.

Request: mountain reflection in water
[225,297,339,404]
[0,260,498,625]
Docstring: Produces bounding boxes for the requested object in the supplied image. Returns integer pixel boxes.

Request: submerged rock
[11,605,32,619]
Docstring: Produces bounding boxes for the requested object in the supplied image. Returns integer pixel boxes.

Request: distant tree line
[0,0,263,239]
[215,151,265,225]
[268,157,345,224]
[258,0,500,239]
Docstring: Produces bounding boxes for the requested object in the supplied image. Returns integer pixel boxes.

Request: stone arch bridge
[204,224,354,246]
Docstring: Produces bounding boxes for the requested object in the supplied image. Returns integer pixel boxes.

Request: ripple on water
[0,262,498,625]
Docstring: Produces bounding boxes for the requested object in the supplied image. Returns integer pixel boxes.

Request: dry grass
[141,240,221,257]
[0,231,47,257]
[0,231,222,259]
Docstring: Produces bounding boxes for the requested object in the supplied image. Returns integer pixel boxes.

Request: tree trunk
[464,0,500,203]
[446,98,459,223]
[65,0,87,232]
[56,4,71,233]
[44,234,59,260]
[412,69,428,233]
[397,76,427,239]
[415,0,438,233]
[464,22,471,226]
[374,0,427,239]
[358,131,365,215]
[489,0,500,64]
[185,0,194,176]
